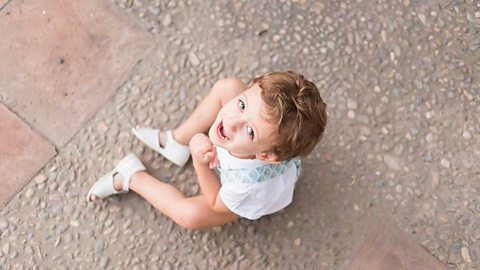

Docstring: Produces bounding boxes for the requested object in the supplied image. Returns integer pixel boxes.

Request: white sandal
[86,153,146,202]
[132,128,190,167]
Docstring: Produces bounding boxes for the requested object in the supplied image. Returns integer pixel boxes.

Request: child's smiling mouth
[217,121,230,141]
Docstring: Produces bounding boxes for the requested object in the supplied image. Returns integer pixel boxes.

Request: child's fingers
[208,147,219,169]
[203,152,214,163]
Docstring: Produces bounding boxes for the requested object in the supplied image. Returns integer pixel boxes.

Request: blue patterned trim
[219,159,301,184]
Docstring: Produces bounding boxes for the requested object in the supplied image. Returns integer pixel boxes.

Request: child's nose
[226,116,244,134]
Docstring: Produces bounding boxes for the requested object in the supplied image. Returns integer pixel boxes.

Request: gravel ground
[1,0,479,269]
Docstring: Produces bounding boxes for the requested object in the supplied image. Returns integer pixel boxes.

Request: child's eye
[247,126,255,139]
[238,99,245,112]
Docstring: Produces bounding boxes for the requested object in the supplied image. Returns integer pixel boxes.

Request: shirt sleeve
[218,183,258,219]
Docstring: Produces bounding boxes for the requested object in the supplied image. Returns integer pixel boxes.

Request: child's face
[208,83,278,160]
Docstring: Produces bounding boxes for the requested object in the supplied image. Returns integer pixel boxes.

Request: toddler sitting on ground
[87,71,327,229]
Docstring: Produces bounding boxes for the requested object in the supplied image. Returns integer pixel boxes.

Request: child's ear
[256,152,280,164]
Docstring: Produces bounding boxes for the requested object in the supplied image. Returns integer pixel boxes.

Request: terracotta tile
[0,103,56,206]
[0,0,154,147]
[348,222,448,270]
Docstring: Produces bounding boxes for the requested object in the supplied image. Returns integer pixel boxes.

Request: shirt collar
[216,146,269,170]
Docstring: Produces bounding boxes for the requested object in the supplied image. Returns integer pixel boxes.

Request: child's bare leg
[161,78,247,145]
[129,171,238,229]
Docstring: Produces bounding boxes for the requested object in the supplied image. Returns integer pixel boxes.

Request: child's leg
[129,171,239,229]
[169,78,247,145]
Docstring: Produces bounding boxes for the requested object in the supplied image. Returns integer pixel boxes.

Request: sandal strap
[114,153,146,192]
[132,128,190,167]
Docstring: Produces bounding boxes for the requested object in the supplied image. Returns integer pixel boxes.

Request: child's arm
[190,133,232,214]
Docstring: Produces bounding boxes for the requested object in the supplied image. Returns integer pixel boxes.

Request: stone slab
[0,0,154,147]
[348,222,448,270]
[0,103,56,206]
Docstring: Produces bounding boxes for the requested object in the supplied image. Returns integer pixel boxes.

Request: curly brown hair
[252,71,327,161]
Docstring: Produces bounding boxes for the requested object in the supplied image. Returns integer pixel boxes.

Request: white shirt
[216,147,301,220]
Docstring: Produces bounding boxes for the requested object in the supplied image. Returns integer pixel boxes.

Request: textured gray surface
[0,0,479,269]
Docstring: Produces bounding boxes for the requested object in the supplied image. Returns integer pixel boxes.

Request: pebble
[425,111,434,119]
[440,159,451,168]
[384,155,401,171]
[162,14,172,27]
[294,238,302,246]
[34,174,47,184]
[188,53,200,66]
[347,99,358,110]
[462,130,471,140]
[123,207,134,217]
[100,257,110,269]
[95,241,105,253]
[0,218,8,230]
[25,188,35,198]
[2,243,9,254]
[461,247,472,263]
[347,110,355,119]
[96,122,109,134]
[148,6,160,16]
[422,153,432,162]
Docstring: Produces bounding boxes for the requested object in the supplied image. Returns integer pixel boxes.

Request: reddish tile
[0,103,56,206]
[348,222,448,270]
[0,0,154,146]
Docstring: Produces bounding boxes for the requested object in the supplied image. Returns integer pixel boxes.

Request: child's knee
[175,207,204,230]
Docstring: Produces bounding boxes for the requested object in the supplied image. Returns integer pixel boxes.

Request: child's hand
[189,133,219,168]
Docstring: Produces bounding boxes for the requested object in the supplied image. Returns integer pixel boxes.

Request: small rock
[2,243,9,254]
[162,14,172,27]
[461,247,472,263]
[70,220,79,227]
[95,241,105,253]
[34,174,47,184]
[347,99,358,110]
[426,133,434,142]
[347,110,355,119]
[294,238,302,246]
[96,122,109,134]
[25,188,35,198]
[123,220,132,229]
[148,6,160,16]
[51,205,63,216]
[57,224,69,235]
[463,130,471,140]
[123,207,134,217]
[422,153,433,162]
[100,257,110,269]
[80,229,94,239]
[430,168,440,189]
[188,53,200,66]
[418,13,427,25]
[287,221,294,228]
[440,159,450,168]
[426,111,434,119]
[0,218,8,230]
[384,155,401,170]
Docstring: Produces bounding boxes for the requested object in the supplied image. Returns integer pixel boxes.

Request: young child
[87,71,327,230]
